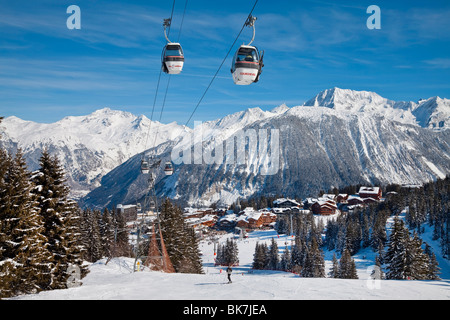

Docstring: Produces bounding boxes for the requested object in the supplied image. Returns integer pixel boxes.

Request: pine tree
[0,150,53,298]
[252,242,268,270]
[279,247,291,272]
[81,209,102,263]
[32,150,86,289]
[338,249,358,279]
[99,208,114,260]
[177,226,204,274]
[386,217,441,280]
[424,244,441,280]
[160,198,186,271]
[223,238,239,267]
[404,232,432,280]
[215,242,224,266]
[371,209,388,251]
[309,237,325,278]
[159,199,203,273]
[300,246,312,278]
[267,238,279,270]
[385,218,408,280]
[62,201,87,280]
[290,237,305,274]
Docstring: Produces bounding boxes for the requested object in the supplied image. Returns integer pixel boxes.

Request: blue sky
[1,0,449,125]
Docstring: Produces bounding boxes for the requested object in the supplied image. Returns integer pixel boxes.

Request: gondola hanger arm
[163,18,173,43]
[245,15,257,46]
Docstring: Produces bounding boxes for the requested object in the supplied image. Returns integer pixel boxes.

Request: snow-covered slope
[0,108,189,198]
[12,228,450,301]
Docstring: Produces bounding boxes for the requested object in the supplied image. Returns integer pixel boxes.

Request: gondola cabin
[231,45,263,85]
[141,161,150,174]
[162,43,184,75]
[164,162,174,176]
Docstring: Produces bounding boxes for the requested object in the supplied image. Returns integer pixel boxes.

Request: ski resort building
[236,210,277,229]
[273,198,302,209]
[311,199,338,216]
[358,186,382,201]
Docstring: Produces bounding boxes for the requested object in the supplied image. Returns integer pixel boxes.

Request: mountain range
[0,108,189,198]
[1,88,449,208]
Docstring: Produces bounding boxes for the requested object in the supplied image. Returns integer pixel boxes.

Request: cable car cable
[143,0,178,156]
[183,0,259,127]
[151,0,188,152]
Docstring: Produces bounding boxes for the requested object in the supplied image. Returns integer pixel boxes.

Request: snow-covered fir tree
[338,249,358,279]
[301,237,325,278]
[385,218,409,280]
[32,149,87,289]
[279,247,291,272]
[267,238,280,270]
[217,238,239,267]
[385,217,438,280]
[80,208,103,263]
[290,237,305,274]
[159,198,203,273]
[424,243,441,280]
[0,150,53,298]
[252,242,268,270]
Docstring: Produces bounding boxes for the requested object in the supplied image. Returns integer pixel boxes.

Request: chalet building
[273,198,302,209]
[359,187,382,201]
[185,215,217,229]
[236,211,277,229]
[116,204,138,222]
[216,214,238,230]
[347,194,380,208]
[311,199,338,216]
[183,208,214,220]
[347,195,365,206]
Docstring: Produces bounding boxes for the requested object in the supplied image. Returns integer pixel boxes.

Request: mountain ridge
[1,88,449,204]
[81,94,450,208]
[0,107,189,198]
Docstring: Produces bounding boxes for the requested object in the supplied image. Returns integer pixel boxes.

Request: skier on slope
[227,266,232,284]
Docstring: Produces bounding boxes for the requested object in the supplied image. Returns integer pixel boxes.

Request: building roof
[359,186,381,194]
[273,198,301,206]
[313,198,338,209]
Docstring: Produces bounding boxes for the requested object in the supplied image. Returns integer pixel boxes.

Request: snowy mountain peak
[0,108,187,198]
[303,87,389,112]
[413,96,450,130]
[302,88,449,130]
[271,104,290,114]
